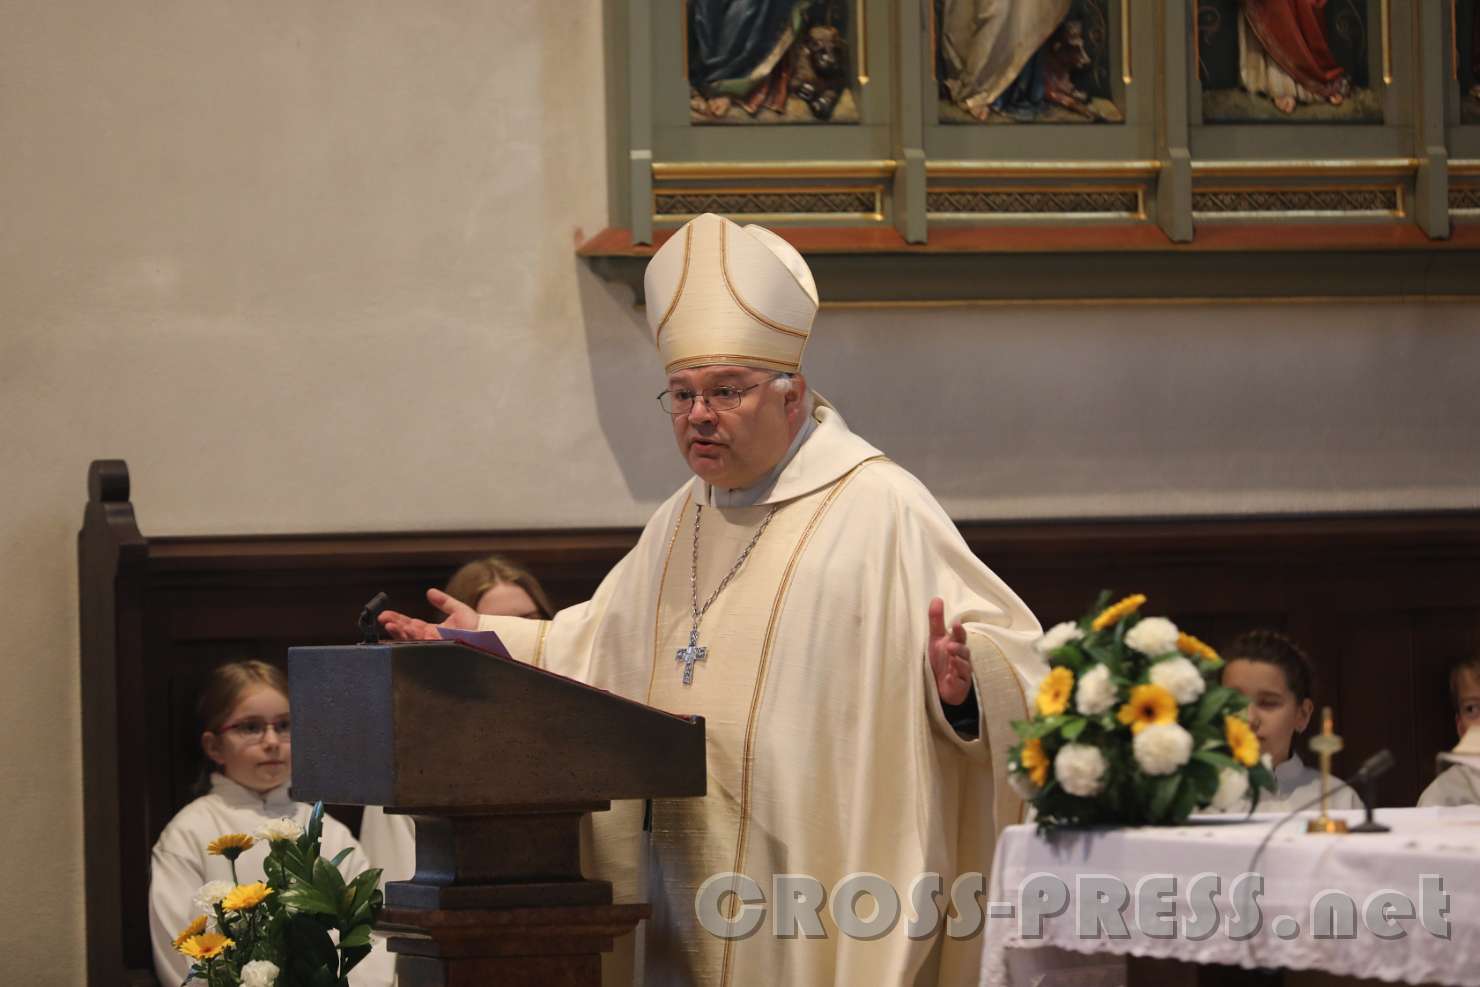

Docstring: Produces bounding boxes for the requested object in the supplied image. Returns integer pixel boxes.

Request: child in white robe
[148,660,396,987]
[358,556,554,884]
[1418,657,1480,807]
[1215,629,1361,814]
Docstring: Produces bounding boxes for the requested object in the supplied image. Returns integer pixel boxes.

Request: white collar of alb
[210,771,296,814]
[1273,752,1308,789]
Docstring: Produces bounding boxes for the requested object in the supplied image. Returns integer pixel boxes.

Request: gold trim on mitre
[644,213,819,375]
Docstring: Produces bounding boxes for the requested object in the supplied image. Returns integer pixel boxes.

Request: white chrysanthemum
[1007,766,1040,801]
[257,817,304,843]
[1034,621,1083,655]
[1133,723,1194,776]
[1148,656,1206,705]
[1261,752,1273,771]
[1209,766,1250,811]
[1075,664,1118,716]
[1125,617,1180,657]
[1054,744,1108,797]
[241,960,280,987]
[192,880,234,916]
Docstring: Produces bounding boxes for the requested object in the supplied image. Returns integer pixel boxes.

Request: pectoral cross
[676,629,707,686]
[1306,706,1349,834]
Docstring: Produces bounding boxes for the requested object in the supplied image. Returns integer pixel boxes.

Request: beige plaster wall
[1,1,1477,982]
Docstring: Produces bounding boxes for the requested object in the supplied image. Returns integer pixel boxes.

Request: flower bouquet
[171,804,382,987]
[1009,593,1275,831]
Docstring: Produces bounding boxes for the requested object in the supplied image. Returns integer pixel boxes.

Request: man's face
[667,364,805,490]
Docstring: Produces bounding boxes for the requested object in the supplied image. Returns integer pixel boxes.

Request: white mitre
[644,213,819,374]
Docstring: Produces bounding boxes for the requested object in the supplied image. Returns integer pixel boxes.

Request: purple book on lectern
[435,625,514,661]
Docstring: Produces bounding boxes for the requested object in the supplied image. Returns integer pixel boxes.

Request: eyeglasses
[219,717,292,742]
[657,375,784,415]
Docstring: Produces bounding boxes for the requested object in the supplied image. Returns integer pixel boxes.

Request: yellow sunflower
[1225,714,1261,767]
[171,915,208,950]
[1178,632,1221,666]
[1116,683,1178,735]
[1035,667,1075,717]
[221,881,273,912]
[1021,738,1049,788]
[206,833,255,859]
[1091,593,1148,632]
[177,931,234,961]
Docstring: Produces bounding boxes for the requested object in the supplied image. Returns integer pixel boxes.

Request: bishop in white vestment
[381,213,1045,986]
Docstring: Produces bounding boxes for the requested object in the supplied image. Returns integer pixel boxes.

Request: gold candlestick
[1307,706,1349,835]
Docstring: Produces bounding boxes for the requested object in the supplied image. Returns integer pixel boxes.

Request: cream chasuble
[478,402,1044,986]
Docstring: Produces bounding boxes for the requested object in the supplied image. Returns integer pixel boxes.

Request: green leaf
[278,885,341,917]
[1061,718,1088,741]
[1171,776,1203,821]
[1149,774,1181,822]
[339,924,372,949]
[287,913,339,972]
[1194,686,1236,726]
[280,843,314,883]
[339,943,371,977]
[1193,750,1240,772]
[1049,643,1089,674]
[1184,758,1220,803]
[311,855,348,903]
[307,802,326,845]
[346,869,383,921]
[329,846,354,869]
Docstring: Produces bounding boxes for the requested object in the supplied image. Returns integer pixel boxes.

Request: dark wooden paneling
[80,459,1480,986]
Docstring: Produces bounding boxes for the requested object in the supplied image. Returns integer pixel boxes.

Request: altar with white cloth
[982,807,1480,987]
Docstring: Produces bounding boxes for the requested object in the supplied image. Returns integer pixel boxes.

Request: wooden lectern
[288,641,706,987]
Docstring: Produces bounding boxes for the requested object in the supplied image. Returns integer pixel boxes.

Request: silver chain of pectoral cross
[676,503,778,686]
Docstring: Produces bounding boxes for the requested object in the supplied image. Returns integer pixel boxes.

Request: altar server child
[148,660,395,987]
[1218,630,1360,813]
[1417,655,1480,807]
[358,555,556,884]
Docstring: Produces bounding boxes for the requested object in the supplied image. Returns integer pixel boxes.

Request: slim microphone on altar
[1240,748,1397,968]
[358,591,389,643]
[1246,747,1397,877]
[1348,748,1396,833]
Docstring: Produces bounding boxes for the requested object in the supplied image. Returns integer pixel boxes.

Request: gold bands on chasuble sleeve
[531,619,551,670]
[646,491,694,707]
[719,456,888,986]
[971,631,1033,827]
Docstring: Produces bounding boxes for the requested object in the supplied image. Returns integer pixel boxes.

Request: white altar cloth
[981,806,1480,987]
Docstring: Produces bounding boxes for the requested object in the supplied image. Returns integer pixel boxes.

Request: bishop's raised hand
[377,588,480,641]
[927,596,973,706]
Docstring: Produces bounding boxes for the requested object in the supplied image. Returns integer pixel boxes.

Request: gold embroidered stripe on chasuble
[643,462,872,984]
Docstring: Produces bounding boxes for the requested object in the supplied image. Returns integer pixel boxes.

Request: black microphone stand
[358,591,389,644]
[1349,770,1391,833]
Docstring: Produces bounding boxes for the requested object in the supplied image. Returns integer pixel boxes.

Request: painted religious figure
[688,0,858,124]
[936,0,1122,124]
[1197,0,1380,122]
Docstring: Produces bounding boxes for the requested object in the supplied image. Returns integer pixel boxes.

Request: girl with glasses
[147,660,395,987]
